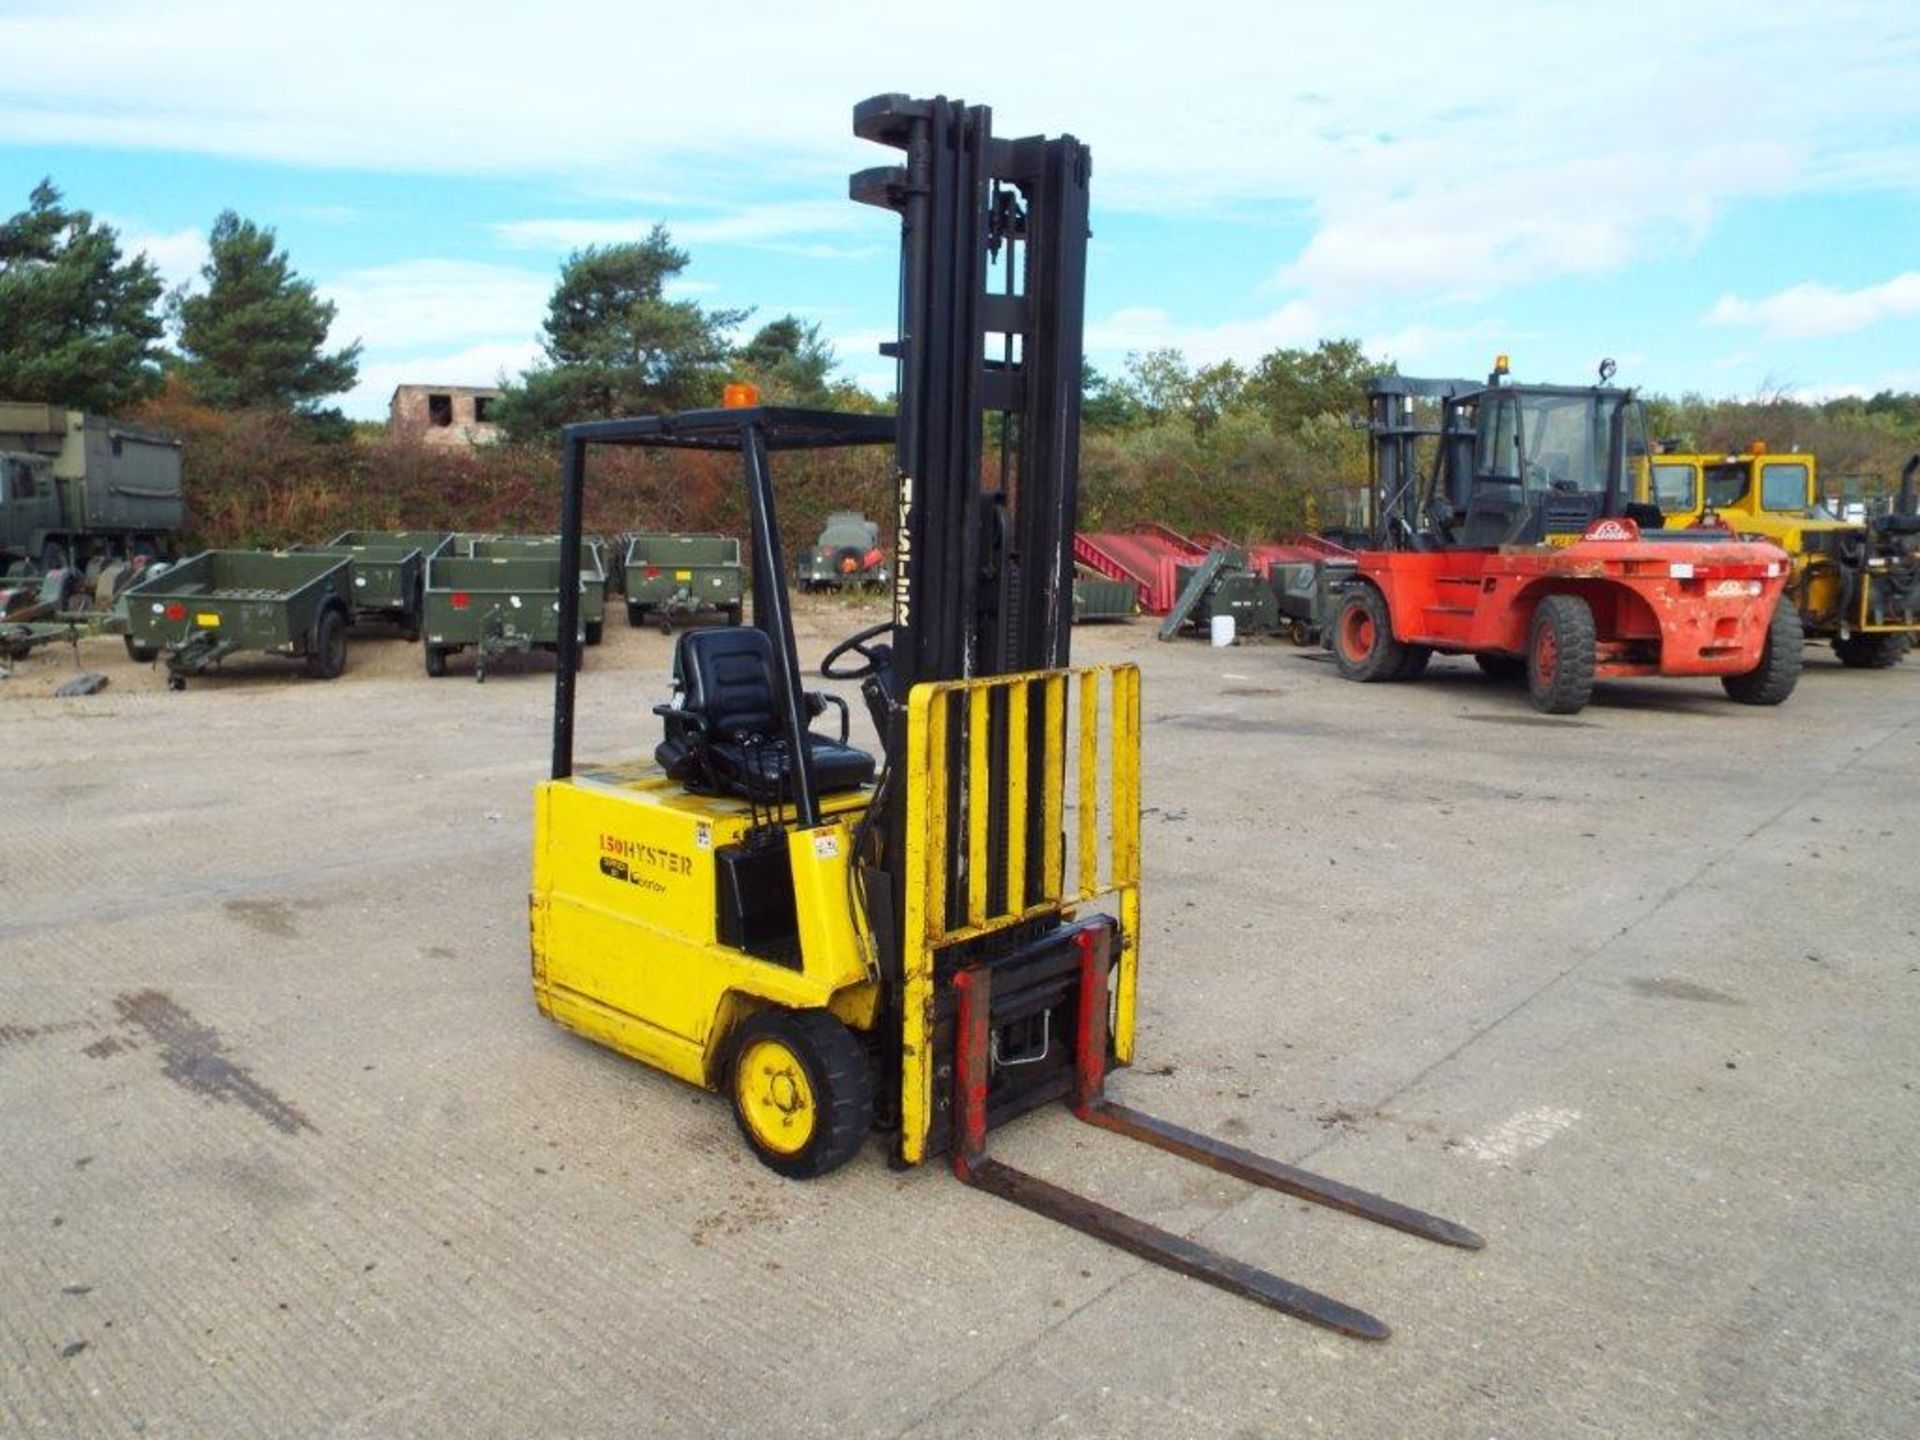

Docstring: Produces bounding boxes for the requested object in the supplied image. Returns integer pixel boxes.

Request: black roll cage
[549,405,895,831]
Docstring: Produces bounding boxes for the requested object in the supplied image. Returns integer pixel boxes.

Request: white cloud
[1706,272,1920,340]
[110,223,206,290]
[1086,302,1323,366]
[321,259,551,353]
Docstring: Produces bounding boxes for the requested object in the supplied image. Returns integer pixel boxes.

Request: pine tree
[172,211,360,410]
[0,180,166,412]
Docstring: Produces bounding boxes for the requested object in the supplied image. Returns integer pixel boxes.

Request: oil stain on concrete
[111,990,315,1135]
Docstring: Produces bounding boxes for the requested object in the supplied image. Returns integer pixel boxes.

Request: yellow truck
[1644,446,1920,667]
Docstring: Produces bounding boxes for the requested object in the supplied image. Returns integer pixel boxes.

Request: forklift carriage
[528,92,1480,1339]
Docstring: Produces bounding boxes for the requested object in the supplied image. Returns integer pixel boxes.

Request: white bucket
[1210,613,1236,647]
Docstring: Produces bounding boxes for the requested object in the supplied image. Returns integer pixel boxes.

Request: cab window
[1704,464,1749,509]
[1476,395,1519,481]
[1650,462,1698,512]
[1760,462,1810,511]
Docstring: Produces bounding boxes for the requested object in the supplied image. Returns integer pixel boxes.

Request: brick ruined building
[389,384,503,446]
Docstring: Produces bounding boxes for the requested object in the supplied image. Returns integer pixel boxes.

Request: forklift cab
[1449,382,1653,545]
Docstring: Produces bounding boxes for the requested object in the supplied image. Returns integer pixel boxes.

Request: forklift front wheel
[1331,586,1409,682]
[727,1009,874,1179]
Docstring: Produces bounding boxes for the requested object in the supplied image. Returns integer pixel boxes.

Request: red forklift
[534,93,1481,1340]
[1330,360,1800,714]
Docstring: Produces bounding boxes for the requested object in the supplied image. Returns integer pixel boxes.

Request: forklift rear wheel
[1527,595,1596,714]
[1831,631,1909,669]
[727,1009,874,1179]
[307,608,348,680]
[1722,601,1803,706]
[1331,586,1408,682]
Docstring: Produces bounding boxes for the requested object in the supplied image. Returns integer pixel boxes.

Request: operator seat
[653,626,875,800]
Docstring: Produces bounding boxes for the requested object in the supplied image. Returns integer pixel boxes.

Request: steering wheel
[820,620,893,680]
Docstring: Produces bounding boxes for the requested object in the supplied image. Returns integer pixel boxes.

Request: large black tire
[1331,585,1408,682]
[123,635,157,664]
[307,607,348,680]
[1831,631,1910,669]
[1475,653,1527,681]
[1527,594,1597,714]
[1723,601,1803,705]
[727,1009,874,1179]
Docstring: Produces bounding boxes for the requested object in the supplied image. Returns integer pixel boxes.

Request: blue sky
[3,1,1916,419]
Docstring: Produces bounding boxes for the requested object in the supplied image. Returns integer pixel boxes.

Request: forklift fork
[950,929,1483,1340]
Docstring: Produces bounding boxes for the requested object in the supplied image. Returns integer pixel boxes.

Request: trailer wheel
[1475,654,1527,681]
[424,645,448,678]
[1527,595,1596,714]
[1831,632,1910,669]
[1331,586,1409,682]
[584,619,604,647]
[727,1009,874,1180]
[725,602,744,627]
[1723,601,1803,705]
[123,636,157,664]
[307,608,348,680]
[627,603,645,629]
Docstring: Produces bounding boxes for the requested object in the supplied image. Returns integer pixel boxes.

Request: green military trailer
[421,550,582,682]
[290,530,449,640]
[622,532,744,631]
[1071,566,1139,623]
[122,550,354,690]
[799,510,890,591]
[458,535,608,645]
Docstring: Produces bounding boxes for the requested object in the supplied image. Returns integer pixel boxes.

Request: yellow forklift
[529,92,1481,1339]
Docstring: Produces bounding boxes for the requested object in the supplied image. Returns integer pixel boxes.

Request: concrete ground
[3,604,1916,1439]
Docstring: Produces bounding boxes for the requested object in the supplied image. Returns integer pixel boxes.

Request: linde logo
[1584,519,1638,542]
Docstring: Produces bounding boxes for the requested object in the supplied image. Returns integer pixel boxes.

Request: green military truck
[0,402,184,577]
[623,532,744,630]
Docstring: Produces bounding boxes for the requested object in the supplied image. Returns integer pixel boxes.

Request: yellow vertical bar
[923,690,949,944]
[1077,669,1099,899]
[1005,679,1028,916]
[966,685,990,928]
[1042,674,1065,898]
[1113,665,1141,1063]
[900,683,939,1164]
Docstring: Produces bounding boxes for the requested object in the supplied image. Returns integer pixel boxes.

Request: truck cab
[0,451,60,567]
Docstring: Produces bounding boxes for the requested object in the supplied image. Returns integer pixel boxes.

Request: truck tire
[1831,632,1910,669]
[727,1009,874,1180]
[307,607,348,680]
[1723,601,1803,705]
[1527,594,1597,714]
[1331,586,1408,682]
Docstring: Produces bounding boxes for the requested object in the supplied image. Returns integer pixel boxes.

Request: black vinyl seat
[654,627,875,800]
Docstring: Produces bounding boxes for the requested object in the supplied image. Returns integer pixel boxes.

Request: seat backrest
[674,626,780,741]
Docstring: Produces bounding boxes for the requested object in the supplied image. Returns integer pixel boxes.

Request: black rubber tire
[584,619,604,647]
[626,602,645,629]
[725,602,744,627]
[424,644,448,678]
[1527,594,1597,715]
[726,1009,874,1179]
[307,607,348,680]
[1723,600,1804,705]
[123,635,157,663]
[1331,585,1407,682]
[829,546,865,582]
[1392,645,1433,681]
[1831,631,1910,669]
[1475,653,1527,681]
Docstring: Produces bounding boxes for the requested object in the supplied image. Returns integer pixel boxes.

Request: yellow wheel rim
[735,1037,816,1156]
